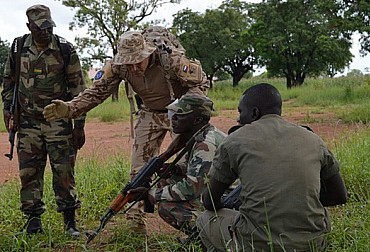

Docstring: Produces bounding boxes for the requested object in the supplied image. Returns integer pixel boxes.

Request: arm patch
[178,56,202,82]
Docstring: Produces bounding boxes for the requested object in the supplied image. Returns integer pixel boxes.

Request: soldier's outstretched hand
[43,99,71,121]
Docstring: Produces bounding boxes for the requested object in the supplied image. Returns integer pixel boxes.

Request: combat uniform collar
[194,123,214,143]
[259,114,282,120]
[24,33,59,54]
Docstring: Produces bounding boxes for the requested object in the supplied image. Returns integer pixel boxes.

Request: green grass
[0,76,368,133]
[85,85,131,123]
[0,126,368,251]
[209,75,370,123]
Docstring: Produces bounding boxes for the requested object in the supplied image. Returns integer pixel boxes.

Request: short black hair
[242,83,282,116]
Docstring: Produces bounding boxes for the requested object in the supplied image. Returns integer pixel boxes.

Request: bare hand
[72,127,85,149]
[127,187,149,203]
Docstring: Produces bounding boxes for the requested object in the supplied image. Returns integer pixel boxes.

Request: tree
[251,0,353,88]
[172,9,224,87]
[341,0,370,56]
[347,69,363,77]
[60,0,181,101]
[0,38,10,83]
[217,0,257,87]
[173,0,257,87]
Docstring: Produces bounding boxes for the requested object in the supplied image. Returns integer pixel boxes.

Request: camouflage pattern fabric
[130,109,172,175]
[142,26,186,54]
[167,94,213,117]
[68,50,209,117]
[1,33,85,215]
[18,113,80,215]
[2,34,85,119]
[113,31,156,65]
[126,108,172,227]
[60,30,209,230]
[147,124,227,231]
[158,200,200,231]
[26,5,56,29]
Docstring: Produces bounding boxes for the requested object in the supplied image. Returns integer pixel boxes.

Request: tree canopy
[341,0,370,56]
[60,0,181,67]
[173,0,257,87]
[0,38,10,83]
[250,0,353,88]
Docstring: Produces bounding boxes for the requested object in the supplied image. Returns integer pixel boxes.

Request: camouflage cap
[26,4,56,29]
[167,94,213,117]
[112,31,156,65]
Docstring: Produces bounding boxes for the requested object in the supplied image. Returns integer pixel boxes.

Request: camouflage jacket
[148,124,226,203]
[67,48,209,117]
[2,34,86,123]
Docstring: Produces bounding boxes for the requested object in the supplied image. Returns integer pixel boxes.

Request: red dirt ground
[0,110,361,237]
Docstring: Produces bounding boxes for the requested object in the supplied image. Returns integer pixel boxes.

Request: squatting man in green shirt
[196,83,348,251]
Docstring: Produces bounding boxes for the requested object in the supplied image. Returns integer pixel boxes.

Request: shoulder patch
[179,56,202,81]
[94,70,104,80]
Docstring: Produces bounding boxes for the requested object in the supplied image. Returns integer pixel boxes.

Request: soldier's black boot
[63,209,80,238]
[15,214,43,237]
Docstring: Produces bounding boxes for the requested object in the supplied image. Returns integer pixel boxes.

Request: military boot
[15,214,43,237]
[63,209,80,238]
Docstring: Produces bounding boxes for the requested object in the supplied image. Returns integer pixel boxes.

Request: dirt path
[0,111,358,184]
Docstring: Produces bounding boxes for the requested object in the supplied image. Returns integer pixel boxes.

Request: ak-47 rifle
[5,36,22,160]
[86,131,196,244]
[5,84,19,160]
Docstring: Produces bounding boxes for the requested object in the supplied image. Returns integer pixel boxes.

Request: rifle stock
[86,133,194,244]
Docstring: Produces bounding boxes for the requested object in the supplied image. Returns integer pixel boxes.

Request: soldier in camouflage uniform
[1,5,86,237]
[43,30,209,233]
[128,94,226,232]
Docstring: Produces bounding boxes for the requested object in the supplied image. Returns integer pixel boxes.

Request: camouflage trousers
[17,113,80,215]
[127,108,172,228]
[158,200,201,232]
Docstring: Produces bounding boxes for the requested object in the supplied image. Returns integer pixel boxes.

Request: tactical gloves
[43,99,71,121]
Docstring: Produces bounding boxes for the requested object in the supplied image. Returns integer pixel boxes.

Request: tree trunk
[111,85,119,102]
[293,73,305,87]
[207,74,214,89]
[232,68,244,87]
[286,75,292,89]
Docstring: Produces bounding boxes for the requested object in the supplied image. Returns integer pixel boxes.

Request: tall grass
[0,126,368,251]
[209,76,370,123]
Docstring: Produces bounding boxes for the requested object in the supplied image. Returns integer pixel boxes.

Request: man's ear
[251,107,260,121]
[193,115,204,125]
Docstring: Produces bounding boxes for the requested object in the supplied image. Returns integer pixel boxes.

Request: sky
[0,0,368,75]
